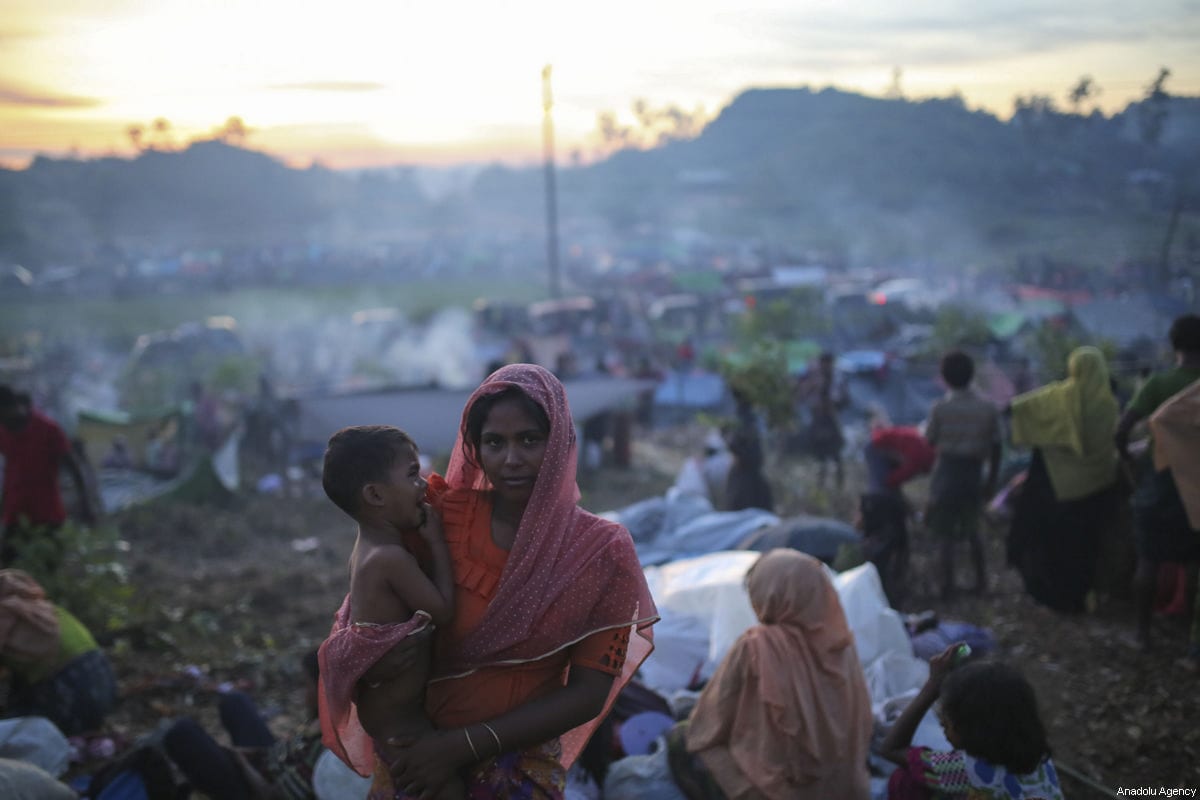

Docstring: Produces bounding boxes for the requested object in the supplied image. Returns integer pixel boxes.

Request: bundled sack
[0,570,60,664]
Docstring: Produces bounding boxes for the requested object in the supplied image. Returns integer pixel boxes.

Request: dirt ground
[92,424,1199,798]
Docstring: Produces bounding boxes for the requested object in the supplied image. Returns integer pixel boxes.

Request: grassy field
[0,279,543,349]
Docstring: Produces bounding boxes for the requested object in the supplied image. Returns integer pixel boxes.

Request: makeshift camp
[89,427,240,512]
[294,375,656,458]
[76,406,186,476]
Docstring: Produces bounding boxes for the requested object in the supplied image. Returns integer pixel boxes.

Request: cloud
[0,84,100,108]
[0,26,44,45]
[721,2,1200,70]
[269,81,386,92]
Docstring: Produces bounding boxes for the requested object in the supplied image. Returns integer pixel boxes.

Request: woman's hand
[386,728,471,799]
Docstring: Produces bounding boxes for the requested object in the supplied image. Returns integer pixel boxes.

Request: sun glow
[1,0,1196,168]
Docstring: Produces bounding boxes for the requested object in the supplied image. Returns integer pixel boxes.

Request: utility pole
[542,64,562,299]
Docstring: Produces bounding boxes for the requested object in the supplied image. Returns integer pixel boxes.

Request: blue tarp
[653,371,726,409]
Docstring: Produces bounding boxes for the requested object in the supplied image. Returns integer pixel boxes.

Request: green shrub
[718,341,796,432]
[8,521,138,635]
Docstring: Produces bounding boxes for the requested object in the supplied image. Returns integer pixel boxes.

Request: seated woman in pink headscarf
[333,364,658,800]
[665,549,874,800]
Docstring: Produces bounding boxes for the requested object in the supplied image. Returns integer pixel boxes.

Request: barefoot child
[879,644,1063,799]
[316,425,462,797]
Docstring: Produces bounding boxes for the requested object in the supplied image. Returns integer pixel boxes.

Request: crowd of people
[0,311,1198,798]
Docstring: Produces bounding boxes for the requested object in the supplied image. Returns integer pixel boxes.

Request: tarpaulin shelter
[295,376,658,458]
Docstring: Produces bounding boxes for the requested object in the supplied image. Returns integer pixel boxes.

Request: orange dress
[426,484,629,730]
[368,484,630,800]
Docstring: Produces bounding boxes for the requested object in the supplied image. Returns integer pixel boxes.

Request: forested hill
[554,87,1199,261]
[2,86,1197,267]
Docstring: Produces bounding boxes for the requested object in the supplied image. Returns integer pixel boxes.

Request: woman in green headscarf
[1006,346,1121,613]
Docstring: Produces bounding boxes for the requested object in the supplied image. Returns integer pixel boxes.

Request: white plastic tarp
[832,561,914,679]
[632,553,950,796]
[640,551,760,695]
[313,748,371,800]
[0,717,70,777]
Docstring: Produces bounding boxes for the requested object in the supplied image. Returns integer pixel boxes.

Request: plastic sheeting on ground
[605,486,860,569]
[736,515,861,564]
[639,553,950,742]
[604,488,779,567]
[0,717,70,777]
[639,551,761,695]
[602,743,689,800]
[909,621,997,661]
[603,491,715,547]
[313,749,371,800]
[612,554,951,799]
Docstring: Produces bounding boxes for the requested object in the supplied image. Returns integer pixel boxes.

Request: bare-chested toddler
[316,425,461,798]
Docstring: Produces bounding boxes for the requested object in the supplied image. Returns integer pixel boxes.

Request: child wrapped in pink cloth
[318,595,433,775]
[313,425,458,797]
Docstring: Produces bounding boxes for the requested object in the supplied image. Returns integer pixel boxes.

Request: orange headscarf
[1151,378,1200,530]
[685,549,873,800]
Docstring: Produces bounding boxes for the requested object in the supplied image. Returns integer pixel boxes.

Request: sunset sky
[2,0,1197,170]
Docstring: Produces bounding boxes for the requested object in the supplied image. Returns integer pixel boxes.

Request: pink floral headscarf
[438,363,657,764]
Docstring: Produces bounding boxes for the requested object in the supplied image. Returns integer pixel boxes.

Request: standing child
[923,352,1002,599]
[797,352,848,489]
[861,414,937,608]
[316,425,462,798]
[879,645,1063,799]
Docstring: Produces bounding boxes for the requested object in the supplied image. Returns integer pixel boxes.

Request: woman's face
[479,395,549,509]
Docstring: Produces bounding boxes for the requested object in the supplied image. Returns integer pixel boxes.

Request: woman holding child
[364,364,657,799]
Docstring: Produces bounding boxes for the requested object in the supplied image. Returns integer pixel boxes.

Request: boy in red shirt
[0,386,96,568]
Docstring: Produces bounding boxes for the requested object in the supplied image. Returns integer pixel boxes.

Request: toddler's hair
[322,425,418,517]
[939,661,1051,774]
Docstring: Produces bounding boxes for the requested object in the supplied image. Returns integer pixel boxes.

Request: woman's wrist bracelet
[482,722,503,756]
[463,727,481,761]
